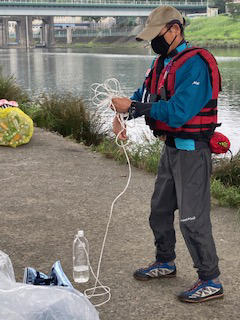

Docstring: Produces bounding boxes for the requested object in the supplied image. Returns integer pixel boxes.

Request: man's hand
[159,135,166,141]
[112,97,132,113]
[113,116,127,141]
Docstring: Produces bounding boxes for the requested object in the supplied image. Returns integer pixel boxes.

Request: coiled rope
[82,79,134,307]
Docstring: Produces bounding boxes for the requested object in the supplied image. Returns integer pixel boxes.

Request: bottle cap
[78,230,84,237]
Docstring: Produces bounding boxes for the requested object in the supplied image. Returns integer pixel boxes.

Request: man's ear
[171,24,181,35]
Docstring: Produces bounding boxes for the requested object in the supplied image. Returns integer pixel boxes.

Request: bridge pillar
[43,17,54,48]
[0,18,9,46]
[39,26,44,45]
[67,26,72,44]
[27,16,33,47]
[19,17,26,46]
[41,23,47,46]
[16,21,20,44]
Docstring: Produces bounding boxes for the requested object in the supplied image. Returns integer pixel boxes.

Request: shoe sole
[178,293,224,303]
[134,273,177,281]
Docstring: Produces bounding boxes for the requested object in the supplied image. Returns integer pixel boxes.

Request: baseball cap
[136,6,184,41]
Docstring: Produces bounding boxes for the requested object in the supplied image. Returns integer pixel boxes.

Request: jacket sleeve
[150,55,212,127]
[130,84,145,102]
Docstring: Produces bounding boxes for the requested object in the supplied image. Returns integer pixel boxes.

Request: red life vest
[144,47,222,140]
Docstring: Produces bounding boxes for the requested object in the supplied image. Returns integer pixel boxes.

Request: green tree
[227,3,240,18]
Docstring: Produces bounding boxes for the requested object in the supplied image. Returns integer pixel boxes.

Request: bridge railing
[0,0,207,5]
[51,28,135,37]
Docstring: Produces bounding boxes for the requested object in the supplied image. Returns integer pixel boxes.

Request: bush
[212,152,240,187]
[23,92,107,146]
[227,3,240,19]
[211,152,240,208]
[0,67,29,103]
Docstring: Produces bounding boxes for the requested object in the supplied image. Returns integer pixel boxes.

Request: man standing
[112,6,224,303]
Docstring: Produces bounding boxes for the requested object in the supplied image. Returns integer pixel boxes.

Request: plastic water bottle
[73,230,89,283]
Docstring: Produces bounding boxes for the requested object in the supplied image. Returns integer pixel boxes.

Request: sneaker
[133,261,176,281]
[178,279,224,303]
[23,267,53,285]
[50,261,73,288]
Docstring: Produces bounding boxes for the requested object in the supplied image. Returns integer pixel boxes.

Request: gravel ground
[1,128,239,320]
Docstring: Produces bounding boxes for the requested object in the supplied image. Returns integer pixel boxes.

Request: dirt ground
[1,128,239,320]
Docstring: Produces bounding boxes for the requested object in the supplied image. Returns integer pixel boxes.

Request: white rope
[80,79,134,307]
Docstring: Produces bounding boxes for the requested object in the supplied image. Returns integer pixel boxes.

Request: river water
[0,47,239,153]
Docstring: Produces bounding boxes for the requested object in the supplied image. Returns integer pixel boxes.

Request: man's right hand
[159,135,166,141]
[113,116,127,141]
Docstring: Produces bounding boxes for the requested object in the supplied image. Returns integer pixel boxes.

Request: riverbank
[185,15,240,48]
[55,35,141,49]
[54,15,240,49]
[1,127,239,319]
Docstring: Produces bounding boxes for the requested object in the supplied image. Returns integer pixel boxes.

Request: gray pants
[149,145,220,281]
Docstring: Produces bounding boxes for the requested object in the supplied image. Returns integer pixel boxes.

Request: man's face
[159,24,179,44]
[151,23,182,55]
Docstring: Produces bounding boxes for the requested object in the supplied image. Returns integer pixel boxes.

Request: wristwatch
[128,100,138,118]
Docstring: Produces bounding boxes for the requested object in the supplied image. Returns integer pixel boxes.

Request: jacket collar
[164,40,187,66]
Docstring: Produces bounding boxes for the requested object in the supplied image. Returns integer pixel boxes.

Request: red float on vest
[209,132,231,154]
[145,47,222,140]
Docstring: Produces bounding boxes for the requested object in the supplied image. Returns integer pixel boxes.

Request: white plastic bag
[0,251,15,285]
[0,251,99,320]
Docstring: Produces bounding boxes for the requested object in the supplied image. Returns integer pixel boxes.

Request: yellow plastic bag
[0,108,34,148]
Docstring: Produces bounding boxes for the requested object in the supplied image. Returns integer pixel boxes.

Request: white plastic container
[73,230,89,283]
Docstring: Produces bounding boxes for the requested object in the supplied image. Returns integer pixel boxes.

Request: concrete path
[1,128,239,320]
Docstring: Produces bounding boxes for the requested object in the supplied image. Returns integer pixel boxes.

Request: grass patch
[95,137,240,208]
[211,178,240,208]
[130,138,163,173]
[93,137,163,174]
[185,15,240,47]
[211,152,240,208]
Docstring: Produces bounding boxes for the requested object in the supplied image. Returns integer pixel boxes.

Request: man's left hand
[111,97,132,113]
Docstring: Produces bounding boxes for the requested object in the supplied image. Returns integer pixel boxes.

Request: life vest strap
[182,123,221,129]
[198,110,218,116]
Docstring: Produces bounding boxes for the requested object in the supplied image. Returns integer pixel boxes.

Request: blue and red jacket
[131,42,222,144]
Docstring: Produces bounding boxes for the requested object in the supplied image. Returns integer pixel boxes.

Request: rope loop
[79,79,134,307]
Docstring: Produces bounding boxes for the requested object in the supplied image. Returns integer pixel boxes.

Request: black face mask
[151,27,177,56]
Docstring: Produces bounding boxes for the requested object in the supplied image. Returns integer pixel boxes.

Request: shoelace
[187,279,205,292]
[140,261,162,271]
[148,261,162,267]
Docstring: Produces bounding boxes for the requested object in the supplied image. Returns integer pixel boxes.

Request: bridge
[0,0,207,16]
[0,0,207,48]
